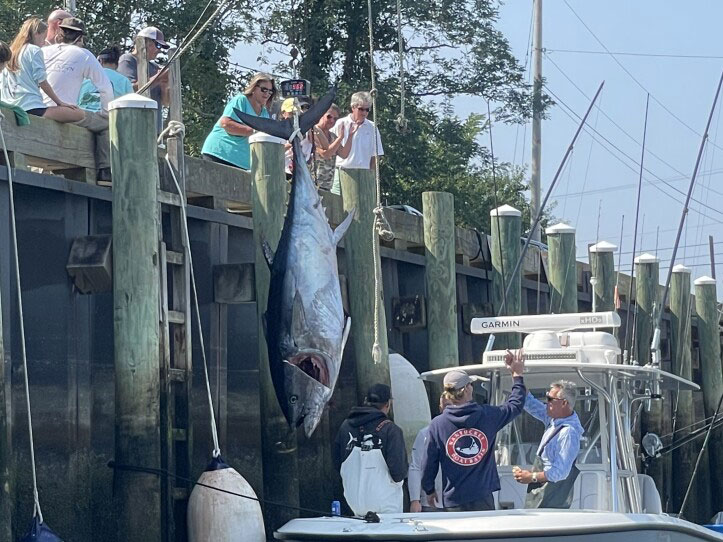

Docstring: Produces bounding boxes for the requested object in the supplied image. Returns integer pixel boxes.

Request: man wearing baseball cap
[42,17,114,181]
[117,26,170,132]
[421,351,526,511]
[333,383,408,515]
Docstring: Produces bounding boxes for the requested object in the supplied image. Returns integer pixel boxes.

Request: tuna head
[279,305,351,437]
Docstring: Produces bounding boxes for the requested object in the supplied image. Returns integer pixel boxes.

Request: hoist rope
[366,0,393,363]
[158,121,221,457]
[0,111,44,522]
[394,0,408,133]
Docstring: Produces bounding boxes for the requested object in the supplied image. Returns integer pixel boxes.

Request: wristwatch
[531,472,538,483]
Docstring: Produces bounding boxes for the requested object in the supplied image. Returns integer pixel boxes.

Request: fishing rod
[678,392,723,519]
[649,70,723,368]
[495,81,605,319]
[623,94,649,363]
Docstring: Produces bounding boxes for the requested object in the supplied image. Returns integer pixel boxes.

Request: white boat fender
[187,456,266,542]
[20,516,63,542]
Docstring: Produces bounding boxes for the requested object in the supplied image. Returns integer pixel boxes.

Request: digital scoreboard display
[280,79,311,98]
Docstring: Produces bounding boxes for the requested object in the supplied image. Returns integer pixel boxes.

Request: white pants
[340,447,403,516]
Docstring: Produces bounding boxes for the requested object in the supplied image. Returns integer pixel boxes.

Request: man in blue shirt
[514,379,584,508]
[422,353,526,511]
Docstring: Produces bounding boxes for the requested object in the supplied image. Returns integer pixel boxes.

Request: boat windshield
[495,389,603,466]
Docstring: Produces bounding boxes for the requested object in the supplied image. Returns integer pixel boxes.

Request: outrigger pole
[649,70,723,368]
[486,81,604,352]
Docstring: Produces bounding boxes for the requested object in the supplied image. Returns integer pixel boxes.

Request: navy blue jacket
[421,376,526,507]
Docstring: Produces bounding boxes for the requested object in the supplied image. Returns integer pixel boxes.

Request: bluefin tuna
[235,90,354,437]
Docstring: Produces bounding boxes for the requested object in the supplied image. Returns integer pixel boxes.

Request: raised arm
[524,391,550,424]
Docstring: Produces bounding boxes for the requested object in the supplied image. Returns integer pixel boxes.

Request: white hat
[137,26,169,48]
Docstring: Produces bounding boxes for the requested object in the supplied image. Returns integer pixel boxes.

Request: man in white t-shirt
[330,91,383,194]
[42,18,114,182]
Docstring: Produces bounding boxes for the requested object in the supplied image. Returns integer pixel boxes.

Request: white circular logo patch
[445,428,489,466]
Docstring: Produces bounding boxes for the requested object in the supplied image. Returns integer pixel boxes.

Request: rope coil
[366,0,393,364]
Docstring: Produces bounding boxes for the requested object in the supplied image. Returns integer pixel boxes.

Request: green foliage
[0,0,256,154]
[0,0,552,232]
[253,0,550,232]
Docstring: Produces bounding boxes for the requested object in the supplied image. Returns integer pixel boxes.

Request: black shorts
[26,108,47,117]
[202,153,241,169]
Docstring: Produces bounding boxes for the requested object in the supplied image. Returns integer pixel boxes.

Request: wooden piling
[633,253,659,365]
[109,94,162,540]
[250,133,300,531]
[669,265,695,515]
[546,223,577,313]
[588,241,617,312]
[489,205,521,349]
[634,253,664,497]
[423,191,458,396]
[693,276,723,514]
[0,276,10,541]
[338,168,390,402]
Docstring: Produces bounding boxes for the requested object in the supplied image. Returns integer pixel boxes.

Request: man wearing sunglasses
[330,91,383,194]
[513,373,583,509]
[117,26,170,132]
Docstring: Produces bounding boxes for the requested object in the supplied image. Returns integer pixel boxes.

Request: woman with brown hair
[201,72,276,170]
[0,17,82,121]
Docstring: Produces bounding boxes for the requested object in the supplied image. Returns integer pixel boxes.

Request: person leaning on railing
[329,91,383,195]
[201,72,276,170]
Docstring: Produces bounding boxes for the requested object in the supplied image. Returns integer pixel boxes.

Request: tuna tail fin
[332,207,356,246]
[233,88,337,140]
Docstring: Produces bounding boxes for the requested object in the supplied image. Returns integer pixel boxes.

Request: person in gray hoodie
[422,352,526,511]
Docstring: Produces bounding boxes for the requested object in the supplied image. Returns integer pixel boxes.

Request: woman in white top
[1,17,82,122]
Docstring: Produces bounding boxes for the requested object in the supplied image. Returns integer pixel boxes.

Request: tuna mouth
[288,351,331,388]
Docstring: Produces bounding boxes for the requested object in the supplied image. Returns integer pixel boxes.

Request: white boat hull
[274,510,723,541]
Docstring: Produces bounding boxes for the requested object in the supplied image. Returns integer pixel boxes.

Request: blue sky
[233,1,723,291]
[486,1,723,291]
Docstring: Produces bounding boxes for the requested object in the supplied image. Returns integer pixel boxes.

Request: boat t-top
[274,312,723,541]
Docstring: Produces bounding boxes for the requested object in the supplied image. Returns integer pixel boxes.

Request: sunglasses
[545,394,566,403]
[326,114,339,121]
[300,104,310,111]
[356,107,370,112]
[257,86,274,94]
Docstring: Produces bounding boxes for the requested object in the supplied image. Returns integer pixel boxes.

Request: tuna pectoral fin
[333,207,356,246]
[292,292,308,339]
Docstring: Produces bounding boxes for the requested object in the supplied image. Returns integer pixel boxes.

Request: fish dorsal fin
[333,207,356,246]
[262,239,275,268]
[292,291,308,339]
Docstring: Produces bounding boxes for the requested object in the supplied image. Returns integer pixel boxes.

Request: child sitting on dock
[77,46,133,112]
[0,17,83,122]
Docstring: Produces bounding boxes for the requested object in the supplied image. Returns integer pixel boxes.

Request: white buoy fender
[389,353,432,459]
[187,456,266,542]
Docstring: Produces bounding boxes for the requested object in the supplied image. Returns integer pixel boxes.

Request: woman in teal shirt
[201,72,276,170]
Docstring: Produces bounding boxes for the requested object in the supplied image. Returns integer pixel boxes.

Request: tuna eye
[289,395,298,404]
